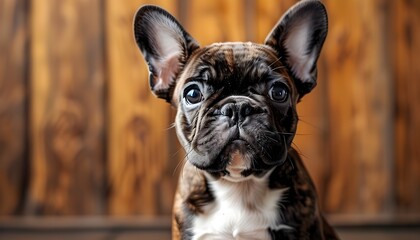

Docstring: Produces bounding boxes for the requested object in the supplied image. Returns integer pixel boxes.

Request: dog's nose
[220,102,256,123]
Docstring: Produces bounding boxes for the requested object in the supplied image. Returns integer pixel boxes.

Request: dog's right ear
[133,6,200,102]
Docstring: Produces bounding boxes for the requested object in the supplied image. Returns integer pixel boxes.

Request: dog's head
[134,0,327,181]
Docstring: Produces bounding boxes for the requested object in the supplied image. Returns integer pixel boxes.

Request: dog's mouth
[188,129,289,180]
[201,139,276,181]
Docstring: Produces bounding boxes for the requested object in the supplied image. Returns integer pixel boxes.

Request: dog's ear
[265,0,328,98]
[133,5,199,102]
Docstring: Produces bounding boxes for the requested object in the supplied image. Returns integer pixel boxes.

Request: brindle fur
[170,44,338,239]
[133,1,339,239]
[173,149,339,239]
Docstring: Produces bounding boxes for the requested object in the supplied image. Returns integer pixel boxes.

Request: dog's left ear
[265,0,328,98]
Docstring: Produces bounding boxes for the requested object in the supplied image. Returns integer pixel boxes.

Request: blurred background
[0,0,419,239]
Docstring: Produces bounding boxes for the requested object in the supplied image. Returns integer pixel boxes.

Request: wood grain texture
[0,0,28,215]
[184,0,247,45]
[255,0,297,43]
[106,0,178,216]
[0,0,419,222]
[322,0,394,214]
[27,0,105,214]
[393,0,420,213]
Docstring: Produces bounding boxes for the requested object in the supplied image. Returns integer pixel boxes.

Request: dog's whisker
[261,129,312,137]
[254,138,274,161]
[298,118,320,131]
[270,65,286,72]
[172,147,188,176]
[291,141,311,161]
[263,135,281,144]
[294,133,313,136]
[178,148,195,179]
[175,158,188,178]
[165,122,177,131]
[260,129,296,136]
[172,158,185,177]
[268,56,283,68]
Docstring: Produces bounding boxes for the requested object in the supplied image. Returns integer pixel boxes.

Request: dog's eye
[269,83,289,102]
[184,86,203,105]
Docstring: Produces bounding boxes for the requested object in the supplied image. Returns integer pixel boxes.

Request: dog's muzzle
[189,97,288,180]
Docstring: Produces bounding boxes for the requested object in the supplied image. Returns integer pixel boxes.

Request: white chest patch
[191,176,290,240]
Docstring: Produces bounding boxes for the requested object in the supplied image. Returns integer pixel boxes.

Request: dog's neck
[206,168,277,208]
[193,168,291,239]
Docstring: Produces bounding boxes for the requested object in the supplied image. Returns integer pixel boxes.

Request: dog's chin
[193,139,282,182]
[222,140,253,182]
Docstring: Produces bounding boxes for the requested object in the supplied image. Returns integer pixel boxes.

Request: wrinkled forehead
[172,42,295,104]
[181,42,290,85]
[197,42,279,67]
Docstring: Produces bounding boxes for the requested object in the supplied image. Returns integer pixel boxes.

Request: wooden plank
[0,216,172,240]
[27,0,105,214]
[106,0,178,216]
[0,0,28,215]
[393,0,420,213]
[255,0,297,43]
[0,216,172,229]
[184,0,247,44]
[1,216,420,240]
[322,0,394,214]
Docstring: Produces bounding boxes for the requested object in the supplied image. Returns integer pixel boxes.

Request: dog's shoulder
[176,162,215,215]
[173,162,214,239]
[268,148,339,239]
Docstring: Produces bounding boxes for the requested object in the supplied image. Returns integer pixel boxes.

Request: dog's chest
[191,179,289,240]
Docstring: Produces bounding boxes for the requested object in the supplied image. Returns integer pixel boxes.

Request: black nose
[220,102,257,123]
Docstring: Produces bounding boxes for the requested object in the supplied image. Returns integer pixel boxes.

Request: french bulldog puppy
[133,0,339,239]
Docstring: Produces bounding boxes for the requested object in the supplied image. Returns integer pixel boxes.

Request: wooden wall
[1,0,419,222]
